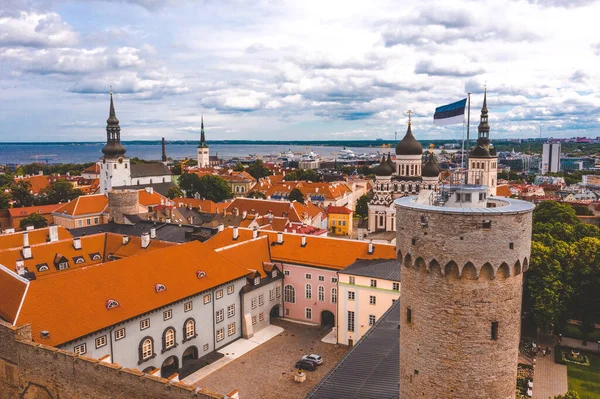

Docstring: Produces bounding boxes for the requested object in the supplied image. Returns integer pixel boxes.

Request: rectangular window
[216,328,224,342]
[115,328,125,340]
[163,309,172,321]
[140,318,150,330]
[331,277,338,283]
[227,285,234,294]
[305,308,312,320]
[74,343,87,355]
[348,311,355,332]
[284,270,290,276]
[251,297,257,309]
[259,312,264,322]
[318,286,325,302]
[349,276,355,285]
[252,315,257,325]
[269,289,275,301]
[77,220,82,227]
[94,217,99,224]
[216,289,223,299]
[407,307,412,323]
[370,279,377,287]
[318,275,324,281]
[86,218,91,226]
[464,193,472,202]
[483,220,492,229]
[369,295,376,305]
[204,294,211,304]
[228,322,235,336]
[331,288,337,304]
[285,308,289,316]
[369,314,376,326]
[491,321,499,340]
[95,335,107,349]
[393,282,400,291]
[305,284,312,299]
[479,192,485,201]
[203,343,209,351]
[348,291,355,300]
[227,304,235,318]
[254,276,260,285]
[509,242,514,249]
[305,273,312,280]
[258,294,264,306]
[276,286,281,298]
[216,309,224,323]
[184,301,193,312]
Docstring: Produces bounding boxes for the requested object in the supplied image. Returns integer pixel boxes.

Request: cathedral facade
[367,121,440,233]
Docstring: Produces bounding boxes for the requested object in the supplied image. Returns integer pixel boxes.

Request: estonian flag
[433,98,467,126]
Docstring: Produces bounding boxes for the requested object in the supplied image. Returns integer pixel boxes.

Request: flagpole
[466,92,471,175]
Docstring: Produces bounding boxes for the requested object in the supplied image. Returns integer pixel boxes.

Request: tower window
[509,242,514,249]
[482,220,492,229]
[407,307,412,323]
[411,238,416,245]
[491,321,499,340]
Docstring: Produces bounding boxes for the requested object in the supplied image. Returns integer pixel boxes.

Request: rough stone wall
[396,203,533,399]
[0,321,222,399]
[108,190,139,223]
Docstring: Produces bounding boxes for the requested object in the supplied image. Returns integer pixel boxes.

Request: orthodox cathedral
[99,93,173,194]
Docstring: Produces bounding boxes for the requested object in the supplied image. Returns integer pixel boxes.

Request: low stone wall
[0,320,223,399]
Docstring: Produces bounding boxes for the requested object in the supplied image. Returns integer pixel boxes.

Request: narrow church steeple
[102,92,126,158]
[477,87,490,150]
[198,116,208,148]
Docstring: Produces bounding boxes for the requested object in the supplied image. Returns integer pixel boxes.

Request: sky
[1,0,599,142]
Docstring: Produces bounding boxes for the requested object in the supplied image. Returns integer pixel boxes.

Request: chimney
[5,228,15,234]
[277,232,283,244]
[23,232,29,247]
[150,228,157,239]
[26,225,34,231]
[16,259,25,275]
[73,237,82,250]
[368,239,374,254]
[49,225,59,242]
[218,224,224,232]
[141,232,151,248]
[301,235,306,246]
[253,226,258,239]
[160,198,165,205]
[316,187,319,193]
[122,236,130,245]
[242,210,247,219]
[22,246,32,259]
[233,227,239,240]
[268,211,273,221]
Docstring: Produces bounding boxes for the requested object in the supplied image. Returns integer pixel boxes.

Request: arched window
[184,319,195,339]
[318,286,325,302]
[331,287,337,304]
[138,337,154,364]
[284,284,295,303]
[162,328,176,352]
[305,283,312,299]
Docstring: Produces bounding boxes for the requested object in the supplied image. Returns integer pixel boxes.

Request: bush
[587,329,600,341]
[564,324,585,340]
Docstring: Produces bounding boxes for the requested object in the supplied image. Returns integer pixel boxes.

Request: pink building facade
[281,263,338,326]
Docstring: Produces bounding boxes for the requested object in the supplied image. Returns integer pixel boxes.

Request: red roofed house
[8,204,63,230]
[52,194,109,228]
[326,205,353,236]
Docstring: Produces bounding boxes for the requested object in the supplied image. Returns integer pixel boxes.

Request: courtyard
[193,319,349,399]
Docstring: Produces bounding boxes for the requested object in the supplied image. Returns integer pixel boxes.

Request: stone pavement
[181,325,284,385]
[532,354,568,399]
[321,327,336,344]
[561,336,600,352]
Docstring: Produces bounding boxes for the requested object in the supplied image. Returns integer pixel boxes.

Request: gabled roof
[137,189,167,207]
[205,228,396,270]
[0,264,28,323]
[172,198,218,213]
[216,236,273,278]
[82,164,100,175]
[0,226,72,251]
[340,259,400,281]
[8,204,63,218]
[14,241,251,346]
[326,205,353,215]
[130,163,171,178]
[263,181,352,201]
[54,194,108,217]
[15,175,50,195]
[495,185,512,198]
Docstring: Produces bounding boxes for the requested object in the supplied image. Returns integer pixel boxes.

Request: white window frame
[216,328,224,342]
[331,277,338,283]
[95,335,107,349]
[227,304,235,318]
[348,291,355,301]
[185,320,195,338]
[369,295,376,305]
[305,273,312,280]
[369,314,376,326]
[348,311,355,332]
[258,294,264,306]
[305,283,312,299]
[349,276,355,285]
[251,297,257,309]
[184,301,193,312]
[252,315,257,325]
[203,343,209,351]
[140,318,150,330]
[284,270,290,276]
[165,329,175,349]
[74,343,86,355]
[318,275,325,281]
[259,312,264,321]
[228,322,235,336]
[227,285,234,294]
[216,309,224,323]
[331,287,337,304]
[254,276,260,285]
[141,339,153,359]
[269,289,275,301]
[115,328,125,341]
[305,307,312,320]
[318,285,325,302]
[370,279,377,288]
[284,285,295,303]
[163,309,172,321]
[204,294,211,304]
[276,286,281,298]
[393,282,400,291]
[216,289,223,299]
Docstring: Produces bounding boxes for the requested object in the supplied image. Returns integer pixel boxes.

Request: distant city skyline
[1,0,599,142]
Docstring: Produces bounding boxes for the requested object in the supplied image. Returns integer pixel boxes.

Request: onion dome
[386,153,395,171]
[102,92,127,158]
[422,155,440,177]
[374,155,394,176]
[395,122,423,156]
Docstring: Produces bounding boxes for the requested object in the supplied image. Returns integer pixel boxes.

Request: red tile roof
[54,194,108,216]
[0,264,28,323]
[15,175,50,195]
[326,205,353,215]
[217,236,272,277]
[0,226,72,251]
[8,204,63,218]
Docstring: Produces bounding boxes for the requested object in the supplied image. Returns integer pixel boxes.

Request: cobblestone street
[194,319,349,399]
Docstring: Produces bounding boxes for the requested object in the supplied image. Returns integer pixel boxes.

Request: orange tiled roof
[205,227,396,269]
[0,226,72,251]
[54,194,108,216]
[217,236,272,277]
[14,240,251,346]
[15,175,51,195]
[138,189,167,207]
[326,205,353,215]
[495,185,512,198]
[82,164,100,174]
[173,198,218,213]
[8,204,63,218]
[224,198,297,219]
[0,264,28,323]
[263,181,352,201]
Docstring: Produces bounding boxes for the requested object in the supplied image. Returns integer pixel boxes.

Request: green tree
[355,194,369,220]
[553,390,581,399]
[172,162,183,175]
[0,173,13,189]
[289,187,305,204]
[533,201,578,225]
[247,160,271,180]
[571,204,593,216]
[197,175,233,202]
[283,171,298,181]
[247,191,266,199]
[0,192,10,209]
[178,173,201,197]
[10,181,34,208]
[39,179,83,204]
[19,212,48,230]
[167,186,184,199]
[233,163,245,172]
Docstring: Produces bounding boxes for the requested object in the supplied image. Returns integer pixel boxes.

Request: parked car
[302,354,323,365]
[295,360,317,371]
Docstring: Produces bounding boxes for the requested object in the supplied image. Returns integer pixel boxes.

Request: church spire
[198,116,208,148]
[102,92,126,158]
[477,87,490,149]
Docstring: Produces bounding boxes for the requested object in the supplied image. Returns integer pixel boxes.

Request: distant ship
[338,147,357,159]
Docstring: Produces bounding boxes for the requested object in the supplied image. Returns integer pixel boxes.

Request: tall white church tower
[197,117,210,168]
[467,89,498,196]
[100,93,131,193]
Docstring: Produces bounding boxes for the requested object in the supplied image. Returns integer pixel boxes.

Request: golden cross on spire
[407,109,412,125]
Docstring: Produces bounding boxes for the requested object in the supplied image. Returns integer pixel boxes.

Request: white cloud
[0,11,78,48]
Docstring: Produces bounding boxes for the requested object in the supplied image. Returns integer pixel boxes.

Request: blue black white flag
[433,98,467,126]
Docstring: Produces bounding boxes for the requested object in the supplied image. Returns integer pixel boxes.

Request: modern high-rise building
[541,142,561,174]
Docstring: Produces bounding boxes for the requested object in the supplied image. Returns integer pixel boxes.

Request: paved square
[194,319,350,399]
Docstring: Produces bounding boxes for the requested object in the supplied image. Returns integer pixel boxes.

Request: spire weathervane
[407,109,412,125]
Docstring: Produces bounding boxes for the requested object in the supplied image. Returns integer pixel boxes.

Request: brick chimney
[141,232,150,248]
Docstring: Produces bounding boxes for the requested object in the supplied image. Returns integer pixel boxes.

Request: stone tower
[100,92,131,193]
[197,117,210,168]
[396,185,534,399]
[467,89,498,195]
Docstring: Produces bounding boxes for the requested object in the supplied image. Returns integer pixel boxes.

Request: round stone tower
[108,190,139,224]
[396,185,534,399]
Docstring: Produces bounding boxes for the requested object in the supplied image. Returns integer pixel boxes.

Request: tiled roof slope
[15,241,251,346]
[205,228,396,269]
[0,226,72,251]
[8,204,63,218]
[326,205,352,215]
[216,236,273,277]
[54,194,108,216]
[340,259,401,281]
[137,189,167,207]
[130,163,171,178]
[306,301,400,399]
[0,264,28,323]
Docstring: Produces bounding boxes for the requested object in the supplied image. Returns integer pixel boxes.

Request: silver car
[302,354,323,365]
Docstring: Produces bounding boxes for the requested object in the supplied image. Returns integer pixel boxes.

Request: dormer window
[106,299,120,309]
[196,271,206,279]
[272,270,278,278]
[155,284,167,293]
[254,276,260,285]
[58,262,69,270]
[73,256,85,264]
[89,253,101,261]
[36,263,49,272]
